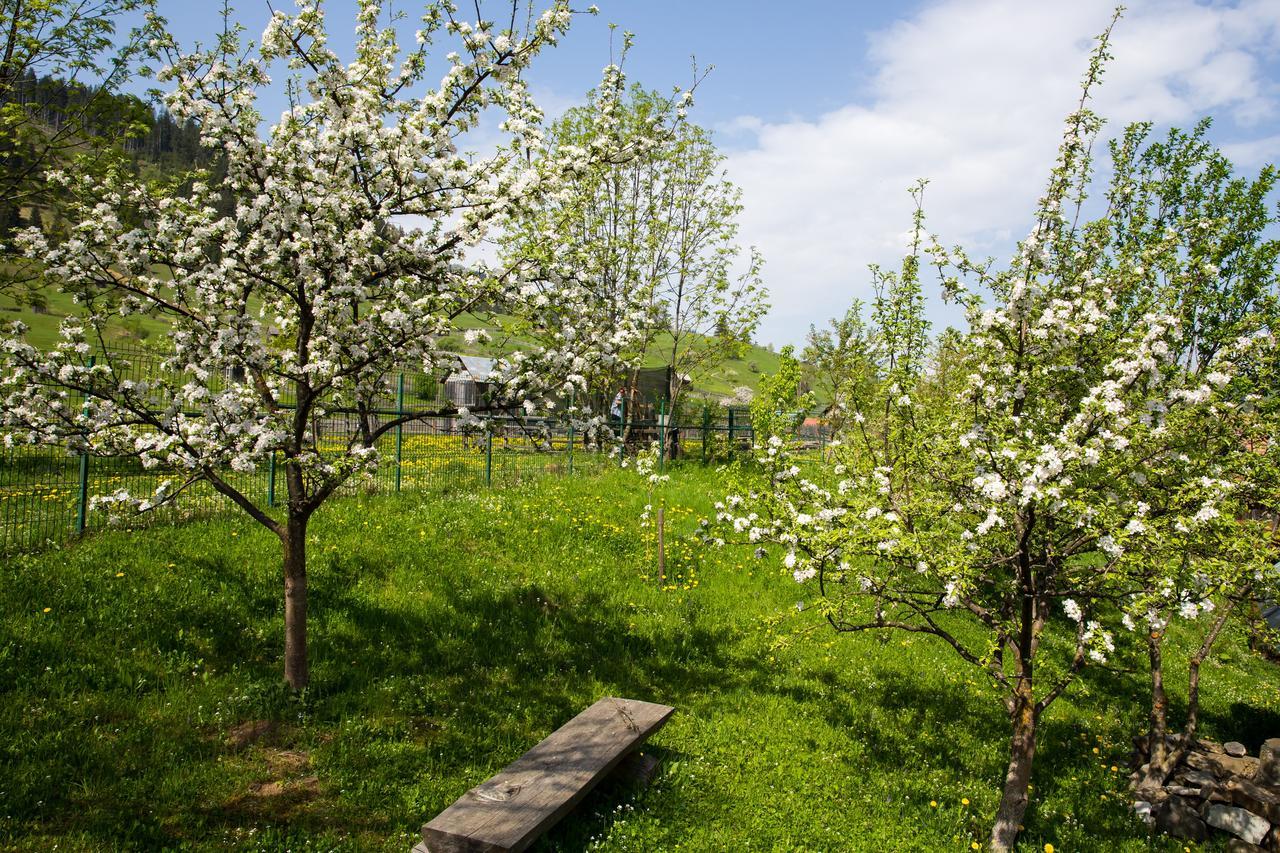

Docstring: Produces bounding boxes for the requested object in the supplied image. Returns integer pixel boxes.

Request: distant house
[444,355,495,408]
[798,417,829,442]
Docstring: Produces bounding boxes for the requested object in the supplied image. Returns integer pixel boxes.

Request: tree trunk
[281,513,310,690]
[1145,628,1169,783]
[1186,600,1235,741]
[990,695,1038,852]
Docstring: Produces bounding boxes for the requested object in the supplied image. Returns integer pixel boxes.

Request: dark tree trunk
[991,687,1038,852]
[281,513,310,690]
[1145,628,1169,781]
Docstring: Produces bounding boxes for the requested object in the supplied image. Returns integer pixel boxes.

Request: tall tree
[0,0,682,690]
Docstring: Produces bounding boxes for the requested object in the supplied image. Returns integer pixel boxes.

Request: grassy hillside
[0,287,172,350]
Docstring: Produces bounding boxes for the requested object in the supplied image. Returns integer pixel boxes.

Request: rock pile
[1130,736,1280,850]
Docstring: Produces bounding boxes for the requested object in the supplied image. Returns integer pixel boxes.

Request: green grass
[1,465,1275,850]
[0,286,173,350]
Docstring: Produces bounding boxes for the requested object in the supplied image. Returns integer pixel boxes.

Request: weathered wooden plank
[420,697,675,853]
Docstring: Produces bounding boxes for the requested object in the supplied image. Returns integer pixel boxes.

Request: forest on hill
[0,70,224,236]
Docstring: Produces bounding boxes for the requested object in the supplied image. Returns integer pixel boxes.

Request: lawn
[0,465,1275,851]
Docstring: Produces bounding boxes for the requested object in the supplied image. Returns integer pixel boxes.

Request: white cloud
[725,0,1280,346]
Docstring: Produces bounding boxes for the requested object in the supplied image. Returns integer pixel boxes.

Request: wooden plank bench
[413,697,675,853]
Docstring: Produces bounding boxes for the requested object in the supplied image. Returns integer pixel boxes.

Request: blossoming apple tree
[717,17,1280,851]
[501,78,767,432]
[0,0,681,690]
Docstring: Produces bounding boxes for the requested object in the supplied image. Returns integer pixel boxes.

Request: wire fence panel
[0,443,82,551]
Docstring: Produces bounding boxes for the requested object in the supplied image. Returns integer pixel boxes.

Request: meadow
[1,465,1276,851]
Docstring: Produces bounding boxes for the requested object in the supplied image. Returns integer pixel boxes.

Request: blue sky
[134,2,918,128]
[131,1,1280,348]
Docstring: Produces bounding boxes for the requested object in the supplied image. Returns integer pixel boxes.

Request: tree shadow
[186,563,769,847]
[1196,701,1280,752]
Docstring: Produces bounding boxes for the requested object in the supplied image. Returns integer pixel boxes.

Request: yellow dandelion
[1045,845,1054,853]
[962,797,970,806]
[930,800,938,808]
[115,572,125,577]
[42,607,51,613]
[971,844,980,851]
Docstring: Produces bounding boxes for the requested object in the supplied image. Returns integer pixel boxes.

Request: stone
[1199,738,1227,755]
[1226,839,1266,853]
[1227,742,1250,757]
[1185,771,1219,788]
[1168,785,1203,798]
[1135,800,1154,825]
[1225,777,1280,824]
[1205,804,1270,845]
[1259,739,1280,787]
[1188,749,1260,780]
[1156,796,1209,841]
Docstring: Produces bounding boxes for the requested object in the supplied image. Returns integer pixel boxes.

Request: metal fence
[0,414,616,553]
[0,346,830,553]
[622,404,831,465]
[0,345,604,552]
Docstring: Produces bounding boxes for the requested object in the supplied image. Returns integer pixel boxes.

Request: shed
[445,354,495,408]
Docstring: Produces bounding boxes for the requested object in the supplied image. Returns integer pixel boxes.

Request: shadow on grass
[0,534,773,850]
[1198,701,1280,752]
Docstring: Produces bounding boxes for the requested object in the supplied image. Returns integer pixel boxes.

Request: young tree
[0,0,680,690]
[716,15,1279,851]
[494,73,675,431]
[1086,120,1280,794]
[804,300,885,433]
[656,120,766,420]
[502,81,767,428]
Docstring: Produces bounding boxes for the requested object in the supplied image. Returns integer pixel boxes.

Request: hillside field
[0,287,787,403]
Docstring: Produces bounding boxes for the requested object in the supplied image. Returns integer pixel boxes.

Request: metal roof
[452,354,495,383]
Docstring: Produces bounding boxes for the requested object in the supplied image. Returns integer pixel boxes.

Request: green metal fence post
[619,397,627,467]
[76,447,90,534]
[485,426,493,487]
[267,452,276,508]
[702,405,710,464]
[394,372,405,493]
[75,355,95,534]
[727,407,735,459]
[658,398,666,473]
[567,422,574,476]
